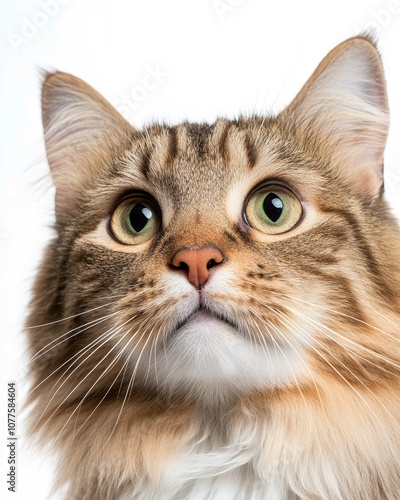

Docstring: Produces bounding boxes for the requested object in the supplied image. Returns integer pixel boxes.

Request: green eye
[245,185,302,234]
[110,196,161,245]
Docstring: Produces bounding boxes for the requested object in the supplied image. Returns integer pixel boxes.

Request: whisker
[26,294,127,329]
[278,309,400,433]
[285,305,400,371]
[101,323,155,448]
[72,334,138,439]
[26,314,126,401]
[29,316,138,436]
[267,290,400,345]
[29,310,122,364]
[51,326,139,447]
[254,291,400,371]
[249,306,324,416]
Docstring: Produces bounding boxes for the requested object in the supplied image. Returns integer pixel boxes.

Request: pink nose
[170,246,225,288]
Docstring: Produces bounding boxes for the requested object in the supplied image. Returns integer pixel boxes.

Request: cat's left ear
[280,36,389,200]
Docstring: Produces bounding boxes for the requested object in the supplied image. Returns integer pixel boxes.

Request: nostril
[207,259,217,269]
[177,261,189,272]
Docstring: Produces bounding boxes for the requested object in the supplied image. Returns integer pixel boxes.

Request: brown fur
[26,36,400,499]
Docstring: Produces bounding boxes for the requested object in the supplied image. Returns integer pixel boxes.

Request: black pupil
[263,193,283,223]
[129,203,152,233]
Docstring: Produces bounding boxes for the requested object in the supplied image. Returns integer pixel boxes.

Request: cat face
[64,120,326,402]
[29,36,400,408]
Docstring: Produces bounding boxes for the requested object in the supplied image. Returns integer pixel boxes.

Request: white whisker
[277,308,400,433]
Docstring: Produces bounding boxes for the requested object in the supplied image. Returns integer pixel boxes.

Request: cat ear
[41,71,134,219]
[280,36,389,200]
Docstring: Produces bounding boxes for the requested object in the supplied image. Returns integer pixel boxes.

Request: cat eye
[110,195,161,245]
[244,184,302,234]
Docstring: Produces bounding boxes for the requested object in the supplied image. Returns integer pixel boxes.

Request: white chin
[150,312,302,403]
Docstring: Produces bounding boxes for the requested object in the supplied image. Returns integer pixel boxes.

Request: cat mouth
[193,307,238,328]
[170,306,239,338]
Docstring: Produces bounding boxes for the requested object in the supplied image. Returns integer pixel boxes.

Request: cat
[26,35,400,499]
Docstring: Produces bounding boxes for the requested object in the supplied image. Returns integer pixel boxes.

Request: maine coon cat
[26,35,400,499]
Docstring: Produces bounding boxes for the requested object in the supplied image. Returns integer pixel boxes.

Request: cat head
[30,36,400,406]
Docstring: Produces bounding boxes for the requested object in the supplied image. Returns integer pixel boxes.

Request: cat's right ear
[41,71,134,220]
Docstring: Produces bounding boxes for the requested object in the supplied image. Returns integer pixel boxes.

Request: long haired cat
[26,35,400,499]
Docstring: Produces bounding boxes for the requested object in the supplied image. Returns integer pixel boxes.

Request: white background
[1,0,400,498]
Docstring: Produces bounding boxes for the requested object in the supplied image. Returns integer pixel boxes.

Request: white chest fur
[117,397,398,500]
[120,429,288,500]
[121,459,280,500]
